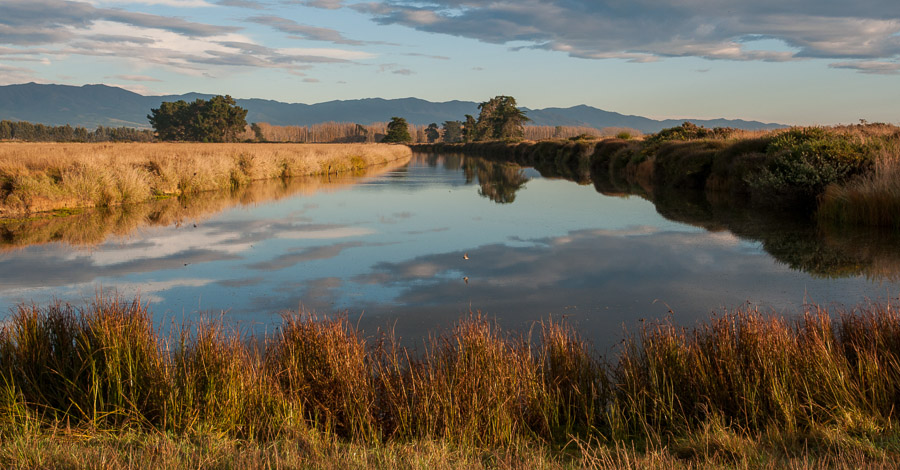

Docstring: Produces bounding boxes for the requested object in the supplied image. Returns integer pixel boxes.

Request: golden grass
[818,139,900,228]
[0,142,411,216]
[4,297,900,468]
[0,157,410,252]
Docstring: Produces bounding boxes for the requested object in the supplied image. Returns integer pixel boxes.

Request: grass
[0,158,410,252]
[414,122,900,228]
[3,296,900,467]
[0,142,412,217]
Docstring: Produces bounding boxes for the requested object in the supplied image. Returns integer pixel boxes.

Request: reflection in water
[463,159,530,204]
[1,152,898,350]
[0,157,411,252]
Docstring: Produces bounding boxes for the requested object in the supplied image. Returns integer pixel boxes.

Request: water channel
[2,153,898,350]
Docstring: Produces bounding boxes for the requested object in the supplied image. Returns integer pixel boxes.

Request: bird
[463,253,469,260]
[463,276,469,285]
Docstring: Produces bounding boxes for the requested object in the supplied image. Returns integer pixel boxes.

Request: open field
[0,142,412,217]
[3,296,900,468]
[414,123,900,229]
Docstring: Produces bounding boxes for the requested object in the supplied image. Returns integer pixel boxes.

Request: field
[0,142,412,217]
[3,297,900,468]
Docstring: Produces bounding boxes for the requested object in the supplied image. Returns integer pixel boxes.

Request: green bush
[747,128,873,202]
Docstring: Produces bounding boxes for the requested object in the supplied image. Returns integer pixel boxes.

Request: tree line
[0,120,154,142]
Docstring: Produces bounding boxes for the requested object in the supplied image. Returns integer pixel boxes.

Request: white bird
[463,253,469,260]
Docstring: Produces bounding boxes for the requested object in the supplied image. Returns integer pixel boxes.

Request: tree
[382,117,412,143]
[441,120,463,143]
[148,95,248,142]
[474,95,530,141]
[425,123,441,143]
[462,114,477,143]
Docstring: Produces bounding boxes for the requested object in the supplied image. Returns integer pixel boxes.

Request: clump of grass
[266,311,377,440]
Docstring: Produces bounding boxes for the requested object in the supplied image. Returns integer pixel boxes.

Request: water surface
[2,154,898,350]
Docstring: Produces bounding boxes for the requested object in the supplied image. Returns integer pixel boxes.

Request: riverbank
[414,123,900,228]
[2,296,900,468]
[0,142,412,217]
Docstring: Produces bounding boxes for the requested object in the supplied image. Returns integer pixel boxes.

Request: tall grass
[0,157,410,252]
[0,142,411,216]
[4,295,900,466]
[818,138,900,229]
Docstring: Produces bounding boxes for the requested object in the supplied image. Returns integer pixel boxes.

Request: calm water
[2,154,899,349]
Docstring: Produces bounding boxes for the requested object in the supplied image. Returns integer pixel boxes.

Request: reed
[818,139,900,229]
[0,142,412,216]
[3,297,900,466]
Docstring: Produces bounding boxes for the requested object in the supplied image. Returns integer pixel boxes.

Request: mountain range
[0,83,785,133]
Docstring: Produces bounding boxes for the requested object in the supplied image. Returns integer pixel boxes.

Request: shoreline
[0,142,412,218]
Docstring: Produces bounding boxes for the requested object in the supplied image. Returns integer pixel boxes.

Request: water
[2,154,898,350]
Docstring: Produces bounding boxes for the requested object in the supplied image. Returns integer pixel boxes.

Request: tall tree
[148,95,247,142]
[441,120,463,143]
[474,95,530,141]
[425,123,441,143]
[382,117,412,143]
[462,114,477,143]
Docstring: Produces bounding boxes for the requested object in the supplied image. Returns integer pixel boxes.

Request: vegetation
[0,142,412,216]
[441,120,463,143]
[0,120,155,142]
[382,117,413,143]
[415,122,900,228]
[471,95,530,141]
[2,296,900,467]
[148,95,248,142]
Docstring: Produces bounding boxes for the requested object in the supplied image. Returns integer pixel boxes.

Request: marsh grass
[0,157,411,252]
[0,142,411,216]
[3,297,900,467]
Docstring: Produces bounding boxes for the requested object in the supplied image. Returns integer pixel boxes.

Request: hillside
[0,83,785,132]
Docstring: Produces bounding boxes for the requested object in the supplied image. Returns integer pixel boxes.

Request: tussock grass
[0,142,411,216]
[4,297,900,466]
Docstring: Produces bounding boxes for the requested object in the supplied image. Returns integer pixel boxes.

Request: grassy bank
[0,157,410,252]
[414,123,900,228]
[0,142,412,217]
[3,297,900,467]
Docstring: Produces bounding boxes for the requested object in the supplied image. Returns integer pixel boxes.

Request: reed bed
[0,142,412,216]
[3,297,900,466]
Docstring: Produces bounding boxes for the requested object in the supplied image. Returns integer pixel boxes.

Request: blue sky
[1,0,899,125]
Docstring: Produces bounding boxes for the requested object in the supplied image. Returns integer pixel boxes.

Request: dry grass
[0,142,411,216]
[4,297,900,467]
[818,139,900,228]
[0,157,410,252]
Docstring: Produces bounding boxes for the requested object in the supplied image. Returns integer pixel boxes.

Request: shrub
[746,127,873,204]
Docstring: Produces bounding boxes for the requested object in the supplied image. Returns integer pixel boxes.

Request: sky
[1,0,899,125]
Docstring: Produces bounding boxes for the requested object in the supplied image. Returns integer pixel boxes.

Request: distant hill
[0,83,785,133]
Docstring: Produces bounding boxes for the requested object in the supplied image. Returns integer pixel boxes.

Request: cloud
[109,74,162,81]
[348,1,900,69]
[216,0,266,8]
[0,2,371,78]
[285,0,343,9]
[248,15,363,45]
[829,60,900,75]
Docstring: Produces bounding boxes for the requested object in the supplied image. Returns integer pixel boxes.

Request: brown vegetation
[0,142,411,216]
[0,158,410,252]
[3,297,900,467]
